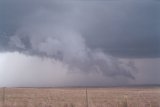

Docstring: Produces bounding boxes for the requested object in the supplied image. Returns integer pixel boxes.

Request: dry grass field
[4,88,86,107]
[0,87,160,107]
[87,88,160,107]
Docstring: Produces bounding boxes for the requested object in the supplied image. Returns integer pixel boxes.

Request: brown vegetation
[0,87,159,107]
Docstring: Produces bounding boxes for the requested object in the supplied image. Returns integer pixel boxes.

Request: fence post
[3,87,5,107]
[86,88,88,107]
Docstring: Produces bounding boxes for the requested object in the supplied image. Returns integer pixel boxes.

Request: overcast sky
[0,0,159,87]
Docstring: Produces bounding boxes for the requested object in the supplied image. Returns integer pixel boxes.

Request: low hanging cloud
[0,0,159,86]
[8,21,136,80]
[0,52,136,87]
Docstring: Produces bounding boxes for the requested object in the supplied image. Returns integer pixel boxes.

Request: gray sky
[0,0,159,87]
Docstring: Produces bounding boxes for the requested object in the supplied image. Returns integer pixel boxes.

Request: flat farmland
[0,87,160,107]
[4,88,86,107]
[87,87,160,107]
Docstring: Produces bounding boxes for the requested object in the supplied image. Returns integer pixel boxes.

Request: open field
[4,88,86,107]
[87,88,160,107]
[0,87,160,107]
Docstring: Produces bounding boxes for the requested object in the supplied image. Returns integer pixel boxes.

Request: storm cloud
[0,0,159,87]
[0,0,159,57]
